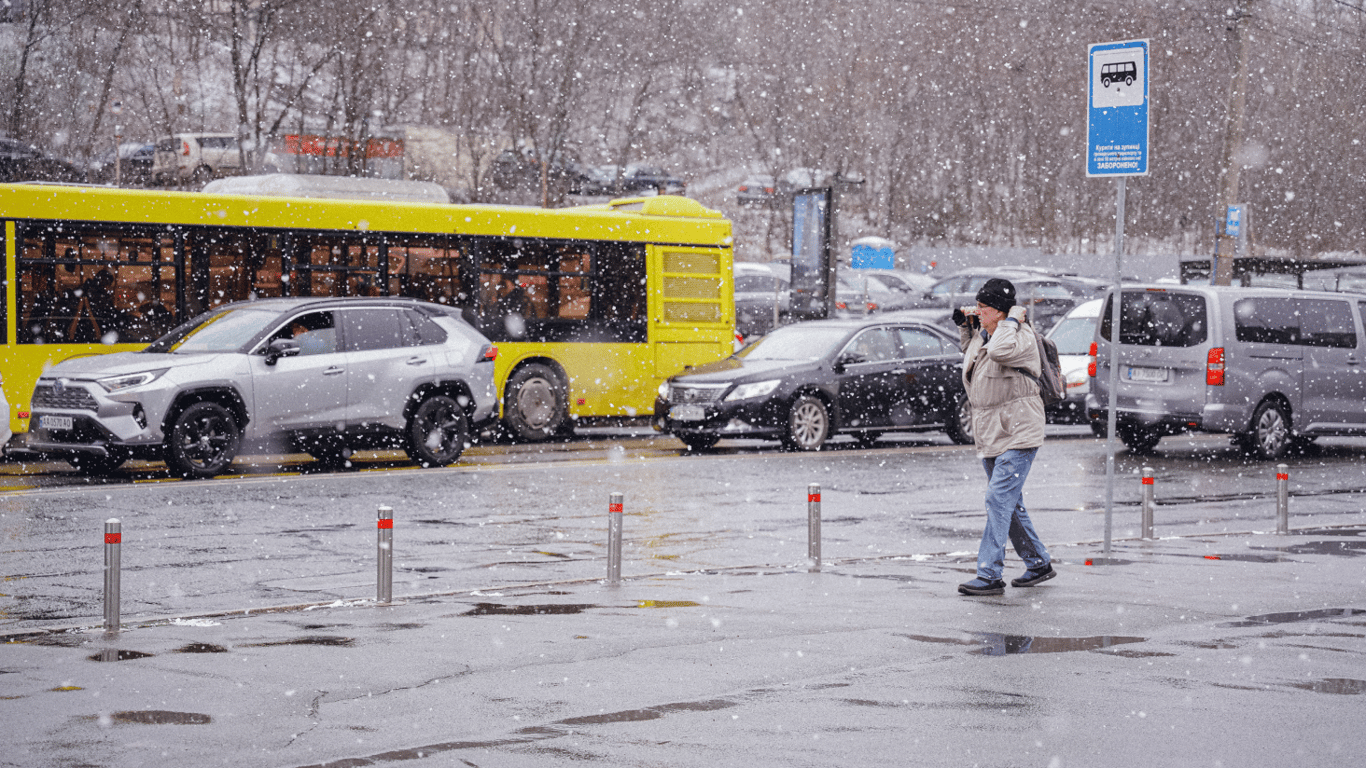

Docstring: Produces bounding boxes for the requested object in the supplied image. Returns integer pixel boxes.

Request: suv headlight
[724,379,781,402]
[97,369,167,393]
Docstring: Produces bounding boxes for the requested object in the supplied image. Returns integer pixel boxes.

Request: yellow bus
[0,182,734,450]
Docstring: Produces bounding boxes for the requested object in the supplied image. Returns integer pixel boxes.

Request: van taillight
[1087,342,1097,378]
[1206,347,1225,386]
[478,344,498,363]
[182,140,191,156]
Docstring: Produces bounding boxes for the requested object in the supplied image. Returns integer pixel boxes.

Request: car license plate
[1127,366,1169,383]
[39,415,74,431]
[670,405,706,421]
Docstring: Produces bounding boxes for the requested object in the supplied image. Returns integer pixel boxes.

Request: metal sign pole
[1104,177,1125,557]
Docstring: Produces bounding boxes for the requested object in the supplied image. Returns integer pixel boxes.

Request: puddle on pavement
[1294,527,1366,537]
[554,698,735,726]
[1254,540,1366,558]
[1179,552,1292,563]
[635,600,700,609]
[1082,557,1134,566]
[377,623,425,632]
[899,633,1148,656]
[173,643,228,654]
[241,635,355,648]
[462,603,595,616]
[88,649,153,662]
[111,710,211,725]
[1221,607,1366,628]
[1287,678,1366,695]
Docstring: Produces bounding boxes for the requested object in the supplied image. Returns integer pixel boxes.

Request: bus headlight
[657,381,671,399]
[724,379,780,402]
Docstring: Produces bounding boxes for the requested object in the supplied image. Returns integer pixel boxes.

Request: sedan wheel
[782,394,829,451]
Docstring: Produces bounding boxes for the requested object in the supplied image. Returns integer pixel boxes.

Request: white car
[0,371,11,452]
[1045,298,1103,430]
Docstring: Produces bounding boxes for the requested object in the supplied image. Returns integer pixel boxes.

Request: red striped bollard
[1276,464,1289,535]
[104,519,121,634]
[808,483,821,572]
[1140,467,1154,540]
[607,493,623,585]
[377,506,393,603]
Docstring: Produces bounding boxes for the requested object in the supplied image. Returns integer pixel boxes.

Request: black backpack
[1015,326,1065,407]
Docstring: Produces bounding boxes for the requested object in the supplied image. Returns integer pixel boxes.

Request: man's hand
[1007,305,1028,323]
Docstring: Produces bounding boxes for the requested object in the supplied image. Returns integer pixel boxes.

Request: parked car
[927,271,1076,331]
[734,262,790,340]
[615,164,686,195]
[87,142,155,185]
[654,317,971,451]
[861,269,938,309]
[1045,298,1103,428]
[0,138,82,183]
[26,297,499,477]
[736,174,777,206]
[1088,285,1366,458]
[153,132,259,185]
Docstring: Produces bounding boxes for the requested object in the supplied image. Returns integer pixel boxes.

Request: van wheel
[1243,400,1291,460]
[165,401,240,478]
[406,394,469,467]
[782,394,829,451]
[503,363,567,442]
[190,165,213,185]
[944,394,973,445]
[1118,424,1161,455]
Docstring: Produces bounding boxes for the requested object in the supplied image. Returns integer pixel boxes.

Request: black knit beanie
[975,278,1016,313]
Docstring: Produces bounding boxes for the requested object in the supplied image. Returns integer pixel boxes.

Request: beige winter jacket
[959,318,1046,458]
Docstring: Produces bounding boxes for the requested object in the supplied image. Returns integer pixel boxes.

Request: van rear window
[1234,297,1357,348]
[1100,291,1207,347]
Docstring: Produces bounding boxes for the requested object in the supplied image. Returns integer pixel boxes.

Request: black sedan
[654,318,972,451]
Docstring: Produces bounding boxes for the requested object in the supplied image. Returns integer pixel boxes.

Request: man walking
[953,277,1056,596]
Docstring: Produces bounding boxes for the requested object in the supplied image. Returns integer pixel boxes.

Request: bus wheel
[165,401,240,478]
[406,394,468,467]
[504,363,568,442]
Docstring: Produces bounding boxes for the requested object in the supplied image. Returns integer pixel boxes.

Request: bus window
[17,224,176,344]
[289,233,382,298]
[388,235,467,307]
[184,228,284,317]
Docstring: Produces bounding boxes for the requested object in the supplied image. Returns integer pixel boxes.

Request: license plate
[39,415,74,431]
[670,404,706,422]
[1127,366,1169,383]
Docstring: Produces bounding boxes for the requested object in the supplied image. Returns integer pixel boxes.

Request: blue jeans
[975,447,1049,582]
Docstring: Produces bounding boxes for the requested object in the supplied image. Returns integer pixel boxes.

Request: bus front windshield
[145,309,281,354]
[739,325,850,361]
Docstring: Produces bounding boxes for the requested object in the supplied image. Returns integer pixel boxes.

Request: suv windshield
[145,308,281,354]
[740,326,850,361]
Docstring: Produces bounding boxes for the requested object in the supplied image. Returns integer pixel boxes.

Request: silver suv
[1089,285,1366,458]
[27,297,498,477]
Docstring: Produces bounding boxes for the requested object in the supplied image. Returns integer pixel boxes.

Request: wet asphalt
[4,516,1366,766]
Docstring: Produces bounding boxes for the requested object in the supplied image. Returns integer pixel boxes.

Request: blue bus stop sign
[1087,39,1149,177]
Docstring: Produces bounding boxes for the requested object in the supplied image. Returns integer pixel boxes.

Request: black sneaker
[1011,563,1056,588]
[957,578,1006,596]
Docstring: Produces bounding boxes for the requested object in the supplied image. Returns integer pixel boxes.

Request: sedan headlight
[97,369,167,392]
[724,379,781,402]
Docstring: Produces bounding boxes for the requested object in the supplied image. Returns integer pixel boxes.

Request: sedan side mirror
[833,352,863,373]
[265,338,301,366]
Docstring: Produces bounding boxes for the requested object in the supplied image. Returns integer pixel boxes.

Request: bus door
[652,246,733,381]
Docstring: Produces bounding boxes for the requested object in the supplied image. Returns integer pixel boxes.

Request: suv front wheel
[165,401,241,478]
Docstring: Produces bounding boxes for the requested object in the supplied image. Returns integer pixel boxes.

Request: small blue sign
[1087,40,1149,177]
[1225,205,1244,238]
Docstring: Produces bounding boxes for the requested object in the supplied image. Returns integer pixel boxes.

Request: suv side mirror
[265,338,301,366]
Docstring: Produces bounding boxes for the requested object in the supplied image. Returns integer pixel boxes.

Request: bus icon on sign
[1100,61,1137,88]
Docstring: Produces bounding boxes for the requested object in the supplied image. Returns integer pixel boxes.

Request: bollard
[1276,464,1289,535]
[377,506,393,603]
[807,483,822,571]
[1140,467,1155,540]
[607,492,623,585]
[104,519,121,634]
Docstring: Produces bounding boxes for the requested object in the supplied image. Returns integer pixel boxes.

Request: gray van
[1088,285,1366,458]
